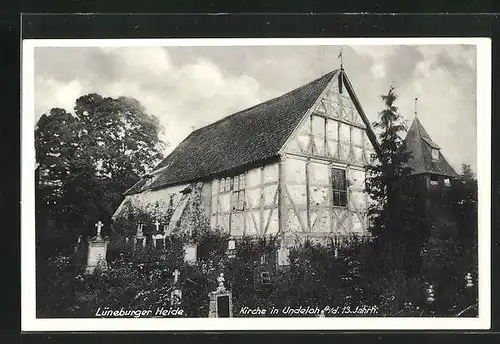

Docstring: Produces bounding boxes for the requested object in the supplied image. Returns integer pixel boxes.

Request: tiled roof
[404,117,458,178]
[125,70,339,195]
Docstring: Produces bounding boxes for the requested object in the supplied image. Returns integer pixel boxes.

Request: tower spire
[414,97,418,117]
[338,46,344,70]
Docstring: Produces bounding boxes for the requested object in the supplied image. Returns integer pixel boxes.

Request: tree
[450,163,478,244]
[365,86,414,271]
[35,94,167,257]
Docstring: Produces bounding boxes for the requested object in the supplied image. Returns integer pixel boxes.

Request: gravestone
[85,221,109,274]
[170,269,182,305]
[227,239,236,258]
[183,243,197,264]
[208,273,233,318]
[134,223,146,249]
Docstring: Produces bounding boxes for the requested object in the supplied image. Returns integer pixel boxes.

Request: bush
[37,226,478,318]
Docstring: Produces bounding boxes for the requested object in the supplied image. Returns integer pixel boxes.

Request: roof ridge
[188,69,339,135]
[124,69,341,194]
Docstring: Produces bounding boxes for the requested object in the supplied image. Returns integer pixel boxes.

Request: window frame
[230,173,246,212]
[331,167,348,208]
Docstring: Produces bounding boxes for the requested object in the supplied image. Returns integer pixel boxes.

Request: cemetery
[34,62,479,319]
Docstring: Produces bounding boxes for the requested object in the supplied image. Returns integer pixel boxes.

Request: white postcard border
[21,37,491,331]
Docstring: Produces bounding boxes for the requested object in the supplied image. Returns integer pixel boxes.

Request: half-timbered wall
[210,163,280,237]
[280,78,375,237]
[113,183,190,220]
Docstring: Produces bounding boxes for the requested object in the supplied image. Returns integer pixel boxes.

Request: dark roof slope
[404,117,458,178]
[125,70,339,194]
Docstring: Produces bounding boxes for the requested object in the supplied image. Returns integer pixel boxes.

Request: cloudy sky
[34,44,477,173]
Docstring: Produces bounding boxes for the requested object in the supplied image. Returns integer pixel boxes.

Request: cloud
[34,44,477,172]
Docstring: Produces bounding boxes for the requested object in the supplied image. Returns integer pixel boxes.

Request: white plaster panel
[211,195,218,214]
[245,213,257,235]
[219,194,230,213]
[263,184,278,206]
[284,158,306,183]
[339,123,350,144]
[311,211,330,233]
[246,167,261,188]
[350,190,367,213]
[353,147,364,165]
[247,189,261,209]
[296,134,310,153]
[286,184,307,207]
[263,163,278,183]
[251,210,261,233]
[211,179,219,196]
[285,208,303,233]
[231,213,245,235]
[313,137,325,156]
[352,127,363,147]
[348,169,365,191]
[309,161,330,185]
[312,115,325,137]
[326,119,338,141]
[310,186,329,207]
[327,141,338,159]
[266,210,279,235]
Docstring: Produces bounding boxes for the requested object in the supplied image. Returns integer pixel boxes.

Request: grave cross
[95,221,103,237]
[154,220,160,233]
[172,269,180,284]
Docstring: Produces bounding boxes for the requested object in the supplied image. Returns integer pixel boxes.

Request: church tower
[404,116,459,239]
[404,117,458,190]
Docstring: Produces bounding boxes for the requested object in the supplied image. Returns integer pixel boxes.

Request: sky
[33,44,477,173]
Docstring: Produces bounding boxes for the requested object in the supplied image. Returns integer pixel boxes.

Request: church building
[113,68,386,244]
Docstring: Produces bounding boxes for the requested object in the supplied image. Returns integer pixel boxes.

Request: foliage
[35,95,167,258]
[37,227,478,318]
[364,86,416,273]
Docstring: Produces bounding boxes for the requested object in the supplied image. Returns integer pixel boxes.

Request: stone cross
[172,269,180,284]
[95,221,103,237]
[137,223,143,236]
[154,220,160,232]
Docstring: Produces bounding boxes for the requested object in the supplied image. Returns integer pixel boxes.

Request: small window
[225,178,231,192]
[219,178,225,193]
[444,178,451,187]
[332,168,347,207]
[431,148,439,160]
[430,175,439,186]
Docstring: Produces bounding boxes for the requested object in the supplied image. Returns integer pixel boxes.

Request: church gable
[282,71,377,168]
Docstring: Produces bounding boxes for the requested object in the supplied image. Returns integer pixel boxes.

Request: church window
[219,178,225,193]
[231,173,246,211]
[331,168,347,207]
[431,148,439,160]
[430,175,439,186]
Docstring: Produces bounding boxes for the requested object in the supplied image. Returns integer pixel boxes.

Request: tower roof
[404,117,458,178]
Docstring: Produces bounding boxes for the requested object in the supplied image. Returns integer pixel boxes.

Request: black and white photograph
[21,38,491,331]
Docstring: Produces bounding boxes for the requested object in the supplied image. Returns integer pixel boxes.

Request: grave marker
[208,272,233,318]
[184,243,197,264]
[85,221,109,274]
